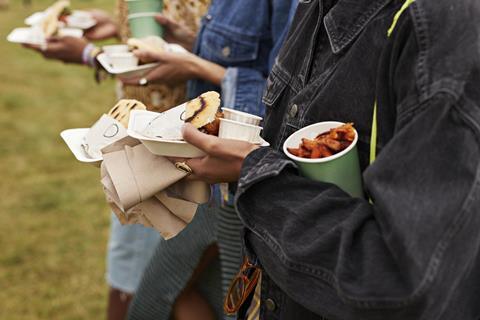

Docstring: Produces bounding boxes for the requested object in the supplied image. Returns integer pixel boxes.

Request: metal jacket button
[222,46,231,57]
[205,14,212,21]
[265,298,276,311]
[289,104,298,118]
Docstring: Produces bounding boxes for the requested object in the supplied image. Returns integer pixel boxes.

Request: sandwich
[107,99,147,128]
[41,0,71,37]
[127,36,168,55]
[82,99,147,159]
[184,91,223,136]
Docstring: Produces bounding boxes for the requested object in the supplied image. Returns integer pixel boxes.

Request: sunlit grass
[0,1,121,319]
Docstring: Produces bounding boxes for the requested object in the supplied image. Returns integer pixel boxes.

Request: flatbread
[127,36,168,54]
[41,0,70,37]
[107,99,147,128]
[184,91,220,129]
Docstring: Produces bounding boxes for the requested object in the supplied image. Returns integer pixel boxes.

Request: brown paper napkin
[100,142,210,239]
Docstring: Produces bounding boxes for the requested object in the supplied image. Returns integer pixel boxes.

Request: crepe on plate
[40,0,71,37]
[184,91,223,135]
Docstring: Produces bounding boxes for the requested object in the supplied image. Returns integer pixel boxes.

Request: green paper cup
[283,121,364,198]
[126,0,163,38]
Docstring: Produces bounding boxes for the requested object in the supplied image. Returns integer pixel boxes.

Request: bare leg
[172,244,219,320]
[107,287,133,320]
[172,288,216,320]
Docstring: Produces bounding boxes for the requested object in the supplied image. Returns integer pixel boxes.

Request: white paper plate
[60,128,102,167]
[97,52,159,77]
[25,11,46,26]
[7,27,83,45]
[127,108,270,158]
[25,10,97,29]
[7,27,45,45]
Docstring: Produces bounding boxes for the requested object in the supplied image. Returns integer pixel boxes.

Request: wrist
[81,43,95,66]
[189,55,226,86]
[188,54,204,79]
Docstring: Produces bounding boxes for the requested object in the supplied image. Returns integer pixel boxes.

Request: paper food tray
[127,108,270,158]
[60,128,102,167]
[25,10,96,29]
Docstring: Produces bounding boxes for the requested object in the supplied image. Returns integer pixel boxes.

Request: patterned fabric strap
[245,274,262,320]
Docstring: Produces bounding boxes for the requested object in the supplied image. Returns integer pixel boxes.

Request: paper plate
[97,53,159,78]
[25,11,46,26]
[127,108,270,158]
[25,10,97,29]
[7,27,83,45]
[60,128,102,167]
[7,28,45,45]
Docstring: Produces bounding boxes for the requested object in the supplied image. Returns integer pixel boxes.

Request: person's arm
[23,36,90,64]
[155,14,197,52]
[84,9,118,41]
[119,50,226,87]
[170,10,480,318]
[233,23,480,320]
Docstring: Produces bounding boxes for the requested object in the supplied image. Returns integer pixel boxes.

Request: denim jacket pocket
[202,22,260,64]
[262,69,288,109]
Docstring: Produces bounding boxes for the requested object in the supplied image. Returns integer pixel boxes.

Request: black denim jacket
[235,0,480,319]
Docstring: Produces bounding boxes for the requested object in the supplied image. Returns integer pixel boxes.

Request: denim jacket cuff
[221,67,238,109]
[237,147,297,194]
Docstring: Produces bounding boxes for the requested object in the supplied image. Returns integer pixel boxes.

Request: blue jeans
[106,213,161,294]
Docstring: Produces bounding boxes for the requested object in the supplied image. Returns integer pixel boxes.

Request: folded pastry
[142,92,223,139]
[127,36,168,55]
[82,99,147,158]
[184,91,223,135]
[107,99,147,128]
[41,0,71,37]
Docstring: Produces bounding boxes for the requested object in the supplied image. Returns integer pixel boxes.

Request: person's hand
[155,14,196,51]
[119,49,225,86]
[84,9,118,40]
[168,124,260,184]
[23,36,89,64]
[120,49,199,86]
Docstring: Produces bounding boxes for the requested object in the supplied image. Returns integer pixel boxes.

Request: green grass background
[0,1,122,319]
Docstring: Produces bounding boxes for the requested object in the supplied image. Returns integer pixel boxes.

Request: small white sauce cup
[218,118,262,143]
[103,44,130,54]
[57,28,83,38]
[108,52,139,69]
[222,107,263,126]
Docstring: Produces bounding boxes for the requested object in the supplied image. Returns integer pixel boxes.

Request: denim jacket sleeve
[235,5,480,318]
[221,67,267,117]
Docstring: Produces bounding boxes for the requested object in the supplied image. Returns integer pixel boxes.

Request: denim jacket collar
[324,0,392,53]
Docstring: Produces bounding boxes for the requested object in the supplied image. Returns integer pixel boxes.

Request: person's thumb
[182,123,221,155]
[155,14,171,26]
[133,49,161,63]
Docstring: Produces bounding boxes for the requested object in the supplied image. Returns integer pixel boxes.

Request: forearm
[190,55,226,86]
[235,98,480,315]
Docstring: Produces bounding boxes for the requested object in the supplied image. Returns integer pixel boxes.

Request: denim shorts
[106,213,161,294]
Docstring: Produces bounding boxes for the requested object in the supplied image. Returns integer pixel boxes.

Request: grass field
[0,1,122,319]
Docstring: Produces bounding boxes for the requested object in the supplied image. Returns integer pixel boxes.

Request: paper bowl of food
[107,52,139,70]
[57,27,83,38]
[283,121,363,198]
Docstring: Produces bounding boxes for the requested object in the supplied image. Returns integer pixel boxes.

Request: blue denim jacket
[187,0,297,117]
